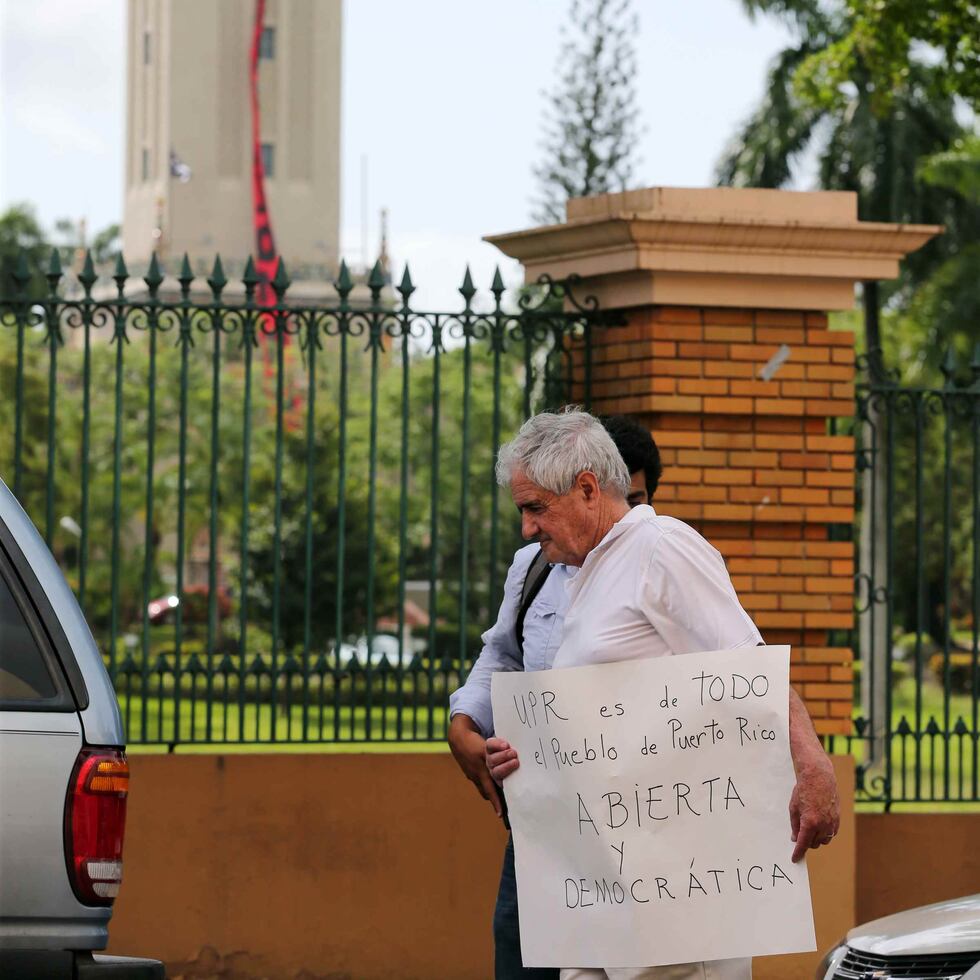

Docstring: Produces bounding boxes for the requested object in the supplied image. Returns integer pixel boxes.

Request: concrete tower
[123,0,342,279]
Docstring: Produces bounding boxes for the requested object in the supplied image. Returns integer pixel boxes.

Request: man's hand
[787,686,841,862]
[486,735,520,784]
[789,758,840,862]
[448,714,503,817]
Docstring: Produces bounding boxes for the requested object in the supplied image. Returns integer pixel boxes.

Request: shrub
[928,650,979,694]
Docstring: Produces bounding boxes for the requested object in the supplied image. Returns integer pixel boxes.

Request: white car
[331,634,415,670]
[817,894,980,979]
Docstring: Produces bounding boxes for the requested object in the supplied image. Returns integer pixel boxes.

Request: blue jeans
[494,834,560,980]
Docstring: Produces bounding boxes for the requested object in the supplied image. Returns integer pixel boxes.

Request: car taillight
[64,748,129,906]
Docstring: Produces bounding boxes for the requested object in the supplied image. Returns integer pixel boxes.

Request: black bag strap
[514,548,554,663]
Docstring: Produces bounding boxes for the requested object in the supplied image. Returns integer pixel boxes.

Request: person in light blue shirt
[448,541,569,734]
[448,415,660,979]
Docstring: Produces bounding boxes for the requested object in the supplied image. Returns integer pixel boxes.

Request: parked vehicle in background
[816,894,980,979]
[331,632,419,670]
[146,584,232,628]
[0,479,164,978]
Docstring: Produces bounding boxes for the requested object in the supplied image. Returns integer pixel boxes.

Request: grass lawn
[129,741,448,755]
[116,692,451,749]
[845,673,980,811]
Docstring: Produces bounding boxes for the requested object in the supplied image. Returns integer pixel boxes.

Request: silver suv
[0,479,163,979]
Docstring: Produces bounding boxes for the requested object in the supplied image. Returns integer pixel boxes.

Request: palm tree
[900,136,980,360]
[716,0,979,356]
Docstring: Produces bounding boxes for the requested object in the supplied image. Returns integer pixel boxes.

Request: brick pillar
[586,305,855,734]
[487,187,939,735]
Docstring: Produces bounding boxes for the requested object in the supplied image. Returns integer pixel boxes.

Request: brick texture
[573,306,855,735]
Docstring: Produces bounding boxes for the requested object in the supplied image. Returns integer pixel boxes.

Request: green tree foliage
[919,135,980,206]
[533,0,642,223]
[243,380,398,655]
[717,0,980,353]
[0,311,247,636]
[243,336,526,659]
[900,136,980,365]
[1,206,122,294]
[1,288,533,666]
[872,136,980,641]
[787,0,980,115]
[52,218,122,268]
[0,205,49,294]
[718,5,980,657]
[869,137,980,378]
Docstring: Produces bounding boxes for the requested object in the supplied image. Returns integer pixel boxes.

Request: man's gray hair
[495,408,631,498]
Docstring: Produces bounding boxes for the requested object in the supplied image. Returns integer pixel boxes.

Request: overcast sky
[0,0,799,309]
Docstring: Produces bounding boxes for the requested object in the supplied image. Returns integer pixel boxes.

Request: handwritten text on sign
[490,646,815,969]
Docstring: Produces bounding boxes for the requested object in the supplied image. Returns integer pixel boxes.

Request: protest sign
[490,645,815,968]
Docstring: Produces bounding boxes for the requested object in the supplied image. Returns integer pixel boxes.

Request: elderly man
[450,414,663,979]
[486,409,839,980]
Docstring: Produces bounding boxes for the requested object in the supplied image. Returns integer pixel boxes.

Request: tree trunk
[863,280,880,367]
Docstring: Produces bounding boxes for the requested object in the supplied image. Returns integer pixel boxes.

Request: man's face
[627,470,650,508]
[510,470,600,567]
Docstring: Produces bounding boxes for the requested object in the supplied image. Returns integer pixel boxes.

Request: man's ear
[577,470,601,501]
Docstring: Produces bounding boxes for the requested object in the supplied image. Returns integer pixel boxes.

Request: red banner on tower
[250,0,277,321]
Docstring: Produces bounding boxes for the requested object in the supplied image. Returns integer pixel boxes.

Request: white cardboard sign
[490,646,815,968]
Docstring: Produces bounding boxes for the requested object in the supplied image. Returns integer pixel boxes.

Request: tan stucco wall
[109,753,505,979]
[857,813,980,924]
[108,753,854,979]
[755,755,855,980]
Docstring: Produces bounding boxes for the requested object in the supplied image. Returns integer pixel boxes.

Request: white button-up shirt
[450,505,761,735]
[555,504,761,669]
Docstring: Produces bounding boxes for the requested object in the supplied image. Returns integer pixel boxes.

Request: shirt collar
[580,502,657,567]
[620,503,657,524]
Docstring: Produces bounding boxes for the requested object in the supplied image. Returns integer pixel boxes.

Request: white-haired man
[486,409,839,980]
[450,415,663,979]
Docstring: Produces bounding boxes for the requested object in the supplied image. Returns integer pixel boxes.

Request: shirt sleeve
[448,544,539,737]
[636,526,761,656]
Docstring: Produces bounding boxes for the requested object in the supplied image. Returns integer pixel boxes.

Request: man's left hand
[789,759,840,863]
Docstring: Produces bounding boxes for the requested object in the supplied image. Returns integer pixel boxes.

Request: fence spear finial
[368,259,385,306]
[113,253,129,297]
[242,255,258,303]
[10,250,30,297]
[335,259,353,305]
[397,265,415,307]
[178,253,194,299]
[941,347,958,388]
[490,265,505,304]
[459,265,476,309]
[208,254,227,301]
[46,248,64,296]
[272,257,291,300]
[145,253,164,298]
[78,250,97,295]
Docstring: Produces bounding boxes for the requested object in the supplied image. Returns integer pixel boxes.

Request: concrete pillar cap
[486,186,941,311]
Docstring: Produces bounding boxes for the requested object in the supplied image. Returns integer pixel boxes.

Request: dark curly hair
[600,415,662,498]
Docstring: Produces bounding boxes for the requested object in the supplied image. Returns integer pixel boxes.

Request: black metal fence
[828,348,980,805]
[5,247,979,804]
[0,249,618,745]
